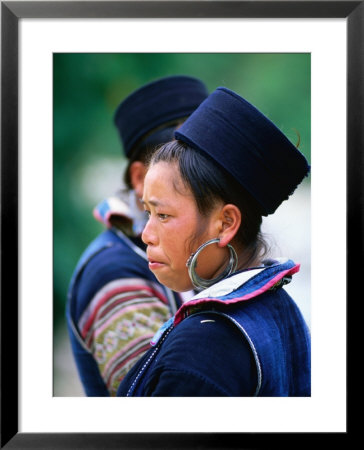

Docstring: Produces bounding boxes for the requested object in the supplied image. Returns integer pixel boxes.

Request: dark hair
[123,144,153,189]
[150,140,269,266]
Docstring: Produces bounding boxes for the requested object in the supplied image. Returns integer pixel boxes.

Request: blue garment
[117,259,311,397]
[66,228,181,396]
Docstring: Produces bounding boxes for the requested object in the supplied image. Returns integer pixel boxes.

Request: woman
[116,87,311,397]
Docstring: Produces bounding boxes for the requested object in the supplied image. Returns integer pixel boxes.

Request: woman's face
[141,161,226,292]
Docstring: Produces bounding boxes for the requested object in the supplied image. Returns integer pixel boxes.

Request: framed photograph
[2,1,360,448]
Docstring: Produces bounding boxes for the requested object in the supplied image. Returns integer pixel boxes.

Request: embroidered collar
[151,258,299,346]
[93,189,148,237]
[174,258,300,325]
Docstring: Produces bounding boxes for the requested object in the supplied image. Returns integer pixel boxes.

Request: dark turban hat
[114,75,209,158]
[175,87,310,216]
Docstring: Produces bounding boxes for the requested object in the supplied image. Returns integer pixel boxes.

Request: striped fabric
[78,277,171,395]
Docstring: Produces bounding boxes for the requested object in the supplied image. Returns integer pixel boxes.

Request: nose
[141,216,158,246]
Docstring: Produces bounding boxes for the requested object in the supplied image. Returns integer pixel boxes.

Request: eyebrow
[142,198,167,208]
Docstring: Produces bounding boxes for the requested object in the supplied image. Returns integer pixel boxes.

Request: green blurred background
[53,53,311,395]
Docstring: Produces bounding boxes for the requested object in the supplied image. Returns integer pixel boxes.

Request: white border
[20,18,346,432]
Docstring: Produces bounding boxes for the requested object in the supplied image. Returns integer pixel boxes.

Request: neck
[236,243,265,272]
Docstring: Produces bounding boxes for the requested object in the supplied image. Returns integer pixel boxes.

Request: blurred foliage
[53,53,310,329]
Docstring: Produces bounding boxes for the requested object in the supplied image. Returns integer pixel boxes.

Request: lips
[147,255,166,271]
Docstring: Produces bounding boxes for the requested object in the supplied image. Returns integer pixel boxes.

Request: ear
[217,204,241,248]
[129,161,147,198]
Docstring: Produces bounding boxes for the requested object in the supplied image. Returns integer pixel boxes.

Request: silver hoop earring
[186,238,238,291]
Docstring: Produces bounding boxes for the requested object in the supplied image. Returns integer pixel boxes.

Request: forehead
[146,160,176,180]
[143,161,191,201]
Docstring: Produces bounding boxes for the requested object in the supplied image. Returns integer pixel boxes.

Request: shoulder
[144,311,258,396]
[77,234,154,294]
[71,235,163,323]
[162,312,255,367]
[85,232,148,272]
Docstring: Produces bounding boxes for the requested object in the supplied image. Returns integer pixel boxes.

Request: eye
[158,213,169,221]
[144,209,151,218]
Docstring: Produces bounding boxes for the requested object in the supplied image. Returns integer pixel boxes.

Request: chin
[155,274,192,293]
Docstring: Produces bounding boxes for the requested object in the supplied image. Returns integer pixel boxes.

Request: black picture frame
[1,1,360,448]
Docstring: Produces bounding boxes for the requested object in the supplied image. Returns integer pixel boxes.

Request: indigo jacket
[116,259,311,397]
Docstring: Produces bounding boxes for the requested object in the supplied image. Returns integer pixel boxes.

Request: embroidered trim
[78,278,169,334]
[174,263,300,325]
[216,311,262,396]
